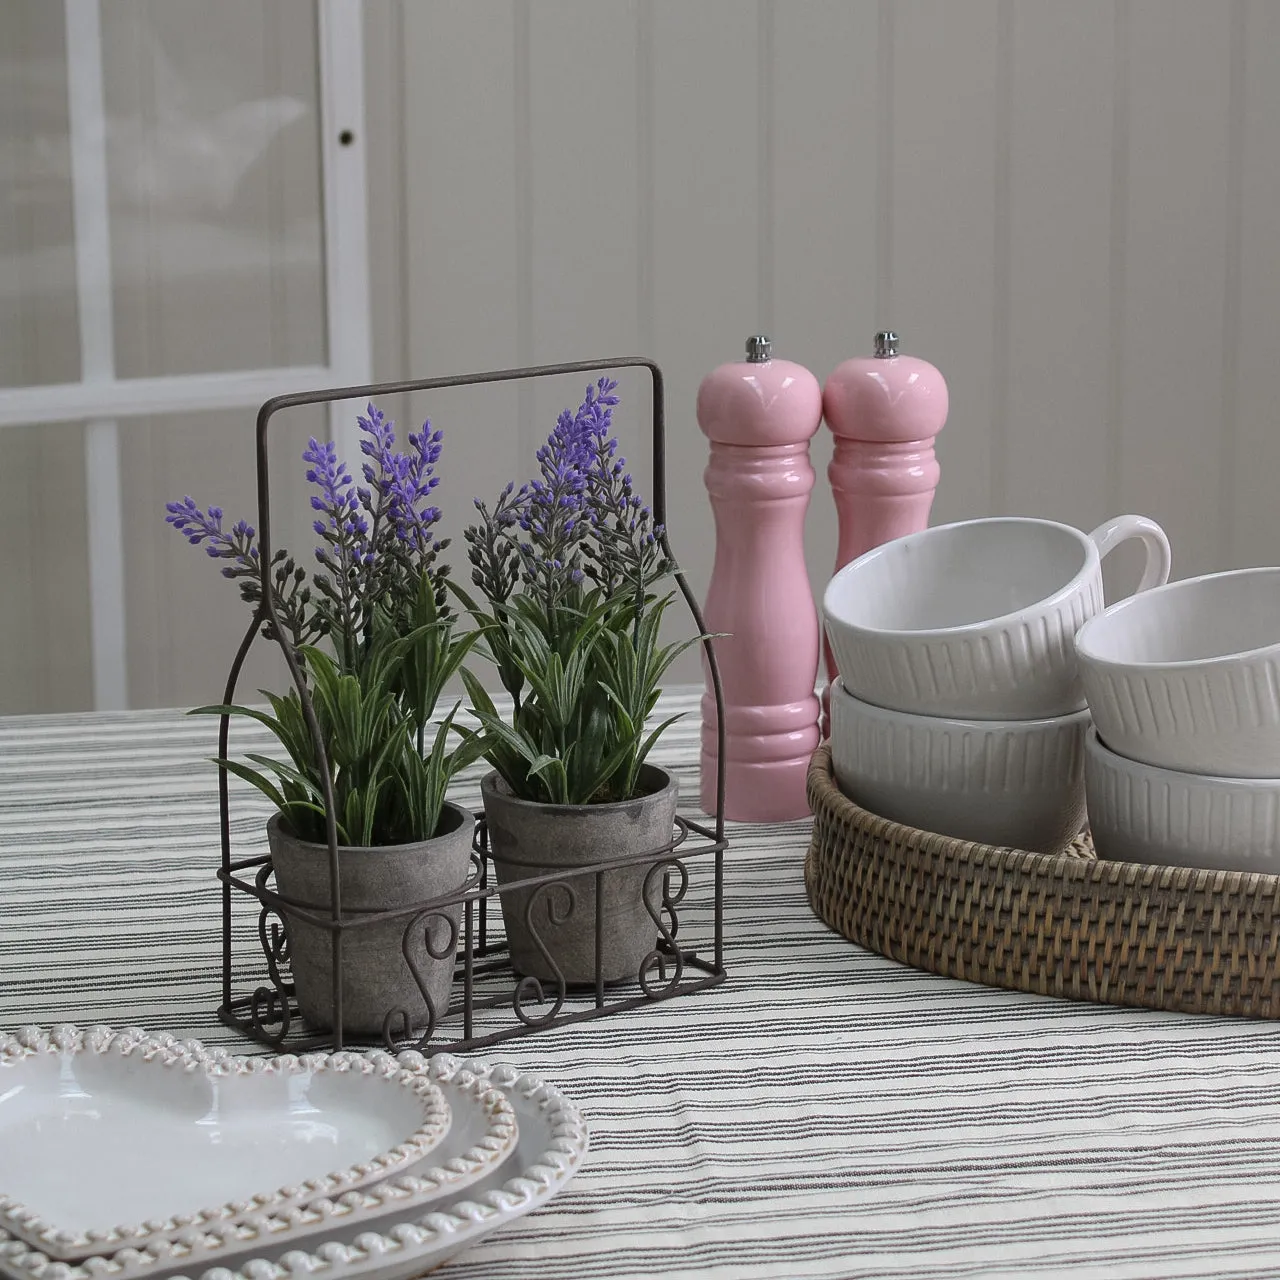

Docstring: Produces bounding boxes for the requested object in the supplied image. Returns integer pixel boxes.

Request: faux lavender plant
[166,406,486,846]
[456,379,697,806]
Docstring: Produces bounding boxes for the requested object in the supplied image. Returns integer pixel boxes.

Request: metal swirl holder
[215,357,728,1054]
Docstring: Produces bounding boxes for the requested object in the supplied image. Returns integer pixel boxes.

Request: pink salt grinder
[697,335,823,822]
[821,330,948,733]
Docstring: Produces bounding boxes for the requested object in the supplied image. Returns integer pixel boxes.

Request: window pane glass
[103,0,326,379]
[120,402,328,710]
[0,421,93,712]
[0,2,82,389]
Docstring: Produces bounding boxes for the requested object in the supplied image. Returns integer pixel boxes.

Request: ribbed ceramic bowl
[1076,567,1280,778]
[822,515,1169,720]
[1084,727,1280,871]
[829,678,1090,854]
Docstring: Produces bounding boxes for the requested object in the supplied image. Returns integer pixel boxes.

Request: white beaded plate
[0,1027,456,1263]
[0,1052,585,1280]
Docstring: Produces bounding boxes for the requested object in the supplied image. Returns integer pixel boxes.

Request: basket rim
[805,743,1280,1020]
[807,743,1280,897]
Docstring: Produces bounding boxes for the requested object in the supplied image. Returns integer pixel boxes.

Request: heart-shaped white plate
[0,1026,453,1262]
[0,1053,586,1280]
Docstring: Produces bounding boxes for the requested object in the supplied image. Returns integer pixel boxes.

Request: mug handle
[1087,514,1172,596]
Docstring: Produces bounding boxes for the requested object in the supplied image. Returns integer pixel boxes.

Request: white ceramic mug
[823,514,1171,720]
[1075,566,1280,777]
[829,678,1090,854]
[1084,726,1280,871]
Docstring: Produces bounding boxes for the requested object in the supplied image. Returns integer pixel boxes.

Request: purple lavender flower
[164,498,259,574]
[303,433,374,658]
[163,495,326,649]
[460,378,684,804]
[464,375,669,632]
[163,403,480,845]
[509,380,624,601]
[351,403,445,555]
[515,376,670,601]
[389,424,445,550]
[304,438,361,546]
[166,400,452,666]
[357,401,397,482]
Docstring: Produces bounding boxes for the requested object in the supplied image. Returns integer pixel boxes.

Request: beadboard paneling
[648,0,761,606]
[771,0,880,598]
[399,0,523,563]
[526,1,651,501]
[1230,0,1280,571]
[1004,0,1116,532]
[1117,0,1235,582]
[890,0,1001,527]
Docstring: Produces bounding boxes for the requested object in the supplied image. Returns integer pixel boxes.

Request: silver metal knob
[745,334,772,363]
[874,330,899,358]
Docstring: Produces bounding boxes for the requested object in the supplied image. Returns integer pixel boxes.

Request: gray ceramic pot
[266,803,474,1037]
[481,765,679,986]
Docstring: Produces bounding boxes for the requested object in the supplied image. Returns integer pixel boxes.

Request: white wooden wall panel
[649,0,760,603]
[771,0,880,598]
[361,0,410,397]
[8,0,1280,709]
[1004,0,1116,531]
[527,1,648,494]
[527,4,641,366]
[383,0,1280,685]
[400,1,522,561]
[890,0,1001,527]
[1229,0,1280,571]
[1118,0,1233,581]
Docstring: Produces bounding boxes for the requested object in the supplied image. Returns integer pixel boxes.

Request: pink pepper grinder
[697,335,824,822]
[820,330,948,732]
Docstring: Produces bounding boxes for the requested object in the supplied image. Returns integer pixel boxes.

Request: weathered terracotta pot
[481,766,679,986]
[266,803,474,1036]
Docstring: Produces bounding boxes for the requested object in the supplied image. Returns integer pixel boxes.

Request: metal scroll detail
[257,893,292,988]
[215,358,729,1057]
[379,908,460,1051]
[511,881,574,1028]
[247,985,291,1046]
[639,858,689,997]
[246,870,294,1046]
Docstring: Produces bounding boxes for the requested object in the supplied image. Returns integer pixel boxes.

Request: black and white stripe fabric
[5,688,1280,1279]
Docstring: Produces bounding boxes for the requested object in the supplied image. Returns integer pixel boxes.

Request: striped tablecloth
[5,687,1280,1279]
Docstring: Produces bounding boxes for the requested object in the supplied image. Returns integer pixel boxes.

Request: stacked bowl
[822,514,1171,854]
[1077,567,1280,872]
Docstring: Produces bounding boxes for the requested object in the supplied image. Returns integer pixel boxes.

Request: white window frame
[0,0,371,710]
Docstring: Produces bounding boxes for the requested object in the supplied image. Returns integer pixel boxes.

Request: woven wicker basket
[805,745,1280,1018]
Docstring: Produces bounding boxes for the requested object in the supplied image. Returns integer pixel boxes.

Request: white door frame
[0,0,372,710]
